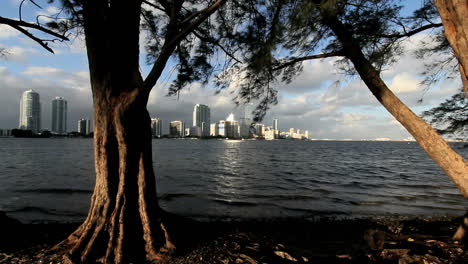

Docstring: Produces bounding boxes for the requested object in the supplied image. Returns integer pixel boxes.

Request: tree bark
[54,1,175,263]
[55,93,174,264]
[320,13,468,196]
[434,0,468,95]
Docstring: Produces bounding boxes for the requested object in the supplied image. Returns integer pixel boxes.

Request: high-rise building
[254,123,265,137]
[78,118,91,135]
[192,104,210,137]
[218,120,226,137]
[151,118,162,138]
[19,89,41,133]
[169,120,184,137]
[239,118,252,138]
[225,113,240,138]
[225,121,240,138]
[272,119,279,139]
[51,97,67,134]
[273,119,279,131]
[210,123,219,136]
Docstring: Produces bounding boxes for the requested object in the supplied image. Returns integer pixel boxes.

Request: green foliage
[422,92,468,139]
[212,0,443,121]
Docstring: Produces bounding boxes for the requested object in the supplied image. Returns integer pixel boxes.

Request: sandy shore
[0,212,467,264]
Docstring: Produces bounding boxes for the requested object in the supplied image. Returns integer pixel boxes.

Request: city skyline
[0,1,463,140]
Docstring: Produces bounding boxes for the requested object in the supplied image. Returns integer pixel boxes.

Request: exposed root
[453,214,468,241]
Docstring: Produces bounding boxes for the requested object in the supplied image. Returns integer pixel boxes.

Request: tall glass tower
[19,89,41,133]
[151,118,162,138]
[192,104,210,137]
[51,97,67,134]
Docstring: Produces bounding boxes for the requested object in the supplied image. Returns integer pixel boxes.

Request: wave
[212,199,260,207]
[5,206,86,217]
[159,193,197,201]
[14,188,92,194]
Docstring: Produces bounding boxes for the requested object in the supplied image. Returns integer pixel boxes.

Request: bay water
[0,138,466,223]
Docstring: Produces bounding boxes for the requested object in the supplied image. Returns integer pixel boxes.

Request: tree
[434,0,468,95]
[215,1,467,195]
[422,91,468,140]
[2,1,226,263]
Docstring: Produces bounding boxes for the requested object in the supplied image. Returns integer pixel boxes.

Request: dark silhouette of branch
[380,23,443,38]
[0,16,69,53]
[143,0,226,91]
[192,30,242,64]
[272,51,345,71]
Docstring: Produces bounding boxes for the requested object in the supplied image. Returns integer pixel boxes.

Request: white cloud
[22,66,67,76]
[389,72,421,93]
[0,45,40,63]
[0,25,20,39]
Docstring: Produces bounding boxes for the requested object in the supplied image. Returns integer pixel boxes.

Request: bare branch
[380,23,443,38]
[0,16,69,53]
[142,0,166,13]
[272,51,345,71]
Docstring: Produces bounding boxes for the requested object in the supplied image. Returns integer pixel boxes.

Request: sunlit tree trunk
[320,12,468,197]
[434,0,468,95]
[54,1,174,263]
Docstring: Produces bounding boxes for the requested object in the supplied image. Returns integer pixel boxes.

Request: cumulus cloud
[0,25,20,39]
[0,67,93,131]
[0,45,40,63]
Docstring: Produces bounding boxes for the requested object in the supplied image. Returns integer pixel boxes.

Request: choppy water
[0,138,466,223]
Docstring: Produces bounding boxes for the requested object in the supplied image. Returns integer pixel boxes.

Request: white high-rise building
[19,89,41,133]
[192,104,210,137]
[151,118,162,138]
[52,97,67,134]
[78,118,91,135]
[210,123,219,136]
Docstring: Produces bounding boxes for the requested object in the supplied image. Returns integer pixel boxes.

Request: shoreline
[1,212,467,263]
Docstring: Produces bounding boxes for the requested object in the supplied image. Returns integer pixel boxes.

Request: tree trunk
[434,0,468,96]
[321,14,468,196]
[54,1,175,263]
[54,88,175,264]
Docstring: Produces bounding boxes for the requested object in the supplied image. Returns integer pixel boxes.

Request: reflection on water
[0,138,467,223]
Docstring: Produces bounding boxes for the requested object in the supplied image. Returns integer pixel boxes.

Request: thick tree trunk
[53,1,176,263]
[55,89,174,263]
[434,0,468,95]
[321,14,468,196]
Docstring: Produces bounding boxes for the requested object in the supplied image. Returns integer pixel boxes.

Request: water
[0,138,467,223]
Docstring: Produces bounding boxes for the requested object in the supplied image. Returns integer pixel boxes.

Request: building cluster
[151,104,310,140]
[14,89,92,136]
[5,91,310,140]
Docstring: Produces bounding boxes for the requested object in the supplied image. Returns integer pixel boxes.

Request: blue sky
[0,0,462,139]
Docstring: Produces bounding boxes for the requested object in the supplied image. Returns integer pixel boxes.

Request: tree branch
[193,29,242,64]
[272,51,345,71]
[142,0,166,13]
[0,16,69,53]
[380,23,443,38]
[143,0,227,91]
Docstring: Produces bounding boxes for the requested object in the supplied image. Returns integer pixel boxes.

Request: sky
[0,0,462,140]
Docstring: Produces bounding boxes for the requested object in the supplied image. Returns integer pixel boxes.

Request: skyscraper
[78,118,91,135]
[192,104,210,137]
[19,89,41,133]
[169,120,184,137]
[273,119,279,131]
[151,118,162,138]
[51,97,67,134]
